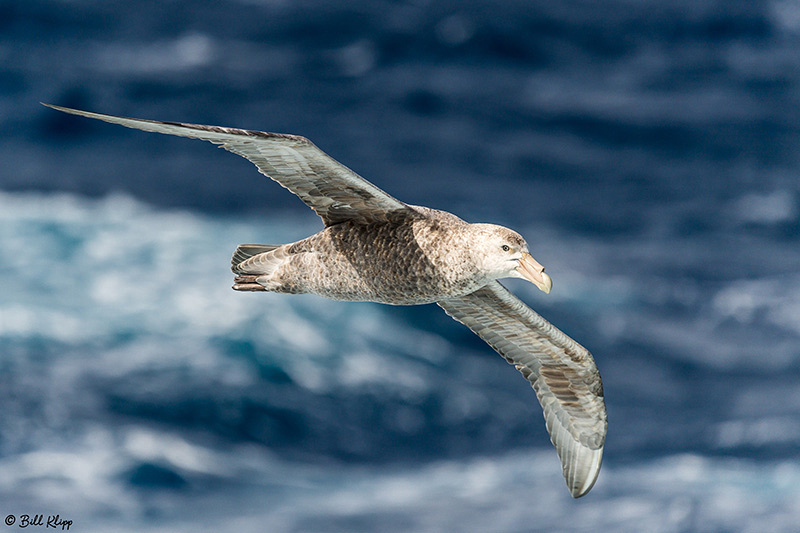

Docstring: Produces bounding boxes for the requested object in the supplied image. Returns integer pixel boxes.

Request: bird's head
[469,224,552,294]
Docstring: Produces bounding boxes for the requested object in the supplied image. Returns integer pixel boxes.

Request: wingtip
[41,103,86,116]
[566,446,603,498]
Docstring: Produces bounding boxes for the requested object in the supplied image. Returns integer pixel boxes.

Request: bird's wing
[437,281,607,498]
[43,104,413,226]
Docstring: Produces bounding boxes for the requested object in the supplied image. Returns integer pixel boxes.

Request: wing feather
[438,281,607,497]
[43,104,412,226]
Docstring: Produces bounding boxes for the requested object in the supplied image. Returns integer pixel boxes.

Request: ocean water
[2,0,800,531]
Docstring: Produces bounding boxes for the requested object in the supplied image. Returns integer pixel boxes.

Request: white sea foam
[1,191,799,531]
[1,428,799,533]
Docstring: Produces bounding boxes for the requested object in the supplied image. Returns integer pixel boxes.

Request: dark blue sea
[2,1,800,531]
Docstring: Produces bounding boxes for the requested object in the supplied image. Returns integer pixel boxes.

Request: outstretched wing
[43,104,413,226]
[438,281,607,498]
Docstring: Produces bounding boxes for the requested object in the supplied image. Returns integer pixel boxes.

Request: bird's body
[44,103,608,498]
[233,206,506,304]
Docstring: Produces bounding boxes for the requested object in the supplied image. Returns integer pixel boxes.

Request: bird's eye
[501,245,510,252]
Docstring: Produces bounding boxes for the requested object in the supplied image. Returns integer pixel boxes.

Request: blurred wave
[0,190,798,530]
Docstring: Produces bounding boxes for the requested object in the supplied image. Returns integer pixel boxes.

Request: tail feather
[231,244,280,272]
[233,275,268,291]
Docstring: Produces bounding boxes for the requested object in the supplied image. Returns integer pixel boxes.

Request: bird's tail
[231,244,280,270]
[231,244,282,291]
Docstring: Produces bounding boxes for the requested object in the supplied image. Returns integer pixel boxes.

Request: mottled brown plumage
[233,207,517,304]
[44,103,608,498]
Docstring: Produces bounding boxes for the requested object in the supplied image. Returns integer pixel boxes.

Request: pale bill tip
[517,253,552,294]
[539,271,553,294]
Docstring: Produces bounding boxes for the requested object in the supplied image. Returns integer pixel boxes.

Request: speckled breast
[280,215,487,305]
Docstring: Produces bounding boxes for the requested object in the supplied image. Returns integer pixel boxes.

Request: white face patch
[466,224,531,281]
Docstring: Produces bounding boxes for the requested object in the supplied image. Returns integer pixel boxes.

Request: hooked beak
[517,253,552,294]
